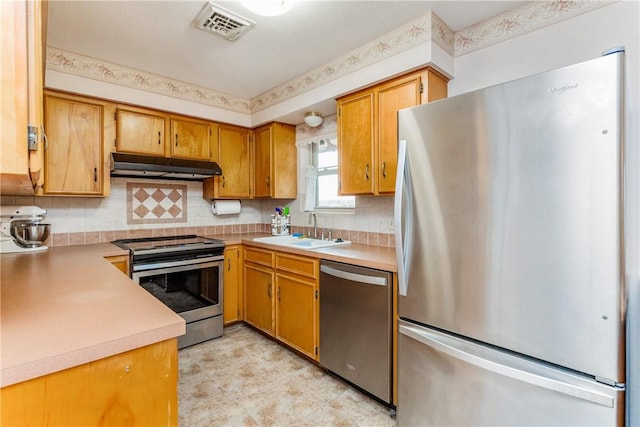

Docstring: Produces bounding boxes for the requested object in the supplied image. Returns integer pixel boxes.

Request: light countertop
[209,232,398,272]
[1,235,395,388]
[0,243,185,387]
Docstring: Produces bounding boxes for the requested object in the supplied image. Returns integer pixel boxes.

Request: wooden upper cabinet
[170,116,211,161]
[253,125,271,198]
[337,67,448,196]
[203,124,251,199]
[115,107,166,156]
[1,0,46,195]
[376,72,427,194]
[337,90,375,195]
[253,122,297,199]
[43,92,110,196]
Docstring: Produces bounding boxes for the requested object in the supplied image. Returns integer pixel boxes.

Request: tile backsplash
[0,177,395,248]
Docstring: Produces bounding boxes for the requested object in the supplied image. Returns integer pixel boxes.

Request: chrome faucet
[308,212,317,238]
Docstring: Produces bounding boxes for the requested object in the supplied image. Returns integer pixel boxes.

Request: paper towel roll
[211,200,241,215]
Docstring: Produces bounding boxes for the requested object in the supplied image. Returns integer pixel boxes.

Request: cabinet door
[275,272,318,360]
[43,95,104,195]
[216,124,252,198]
[244,263,275,335]
[270,123,297,199]
[337,90,375,195]
[170,117,211,160]
[0,339,178,426]
[116,107,166,156]
[223,245,242,325]
[253,125,271,198]
[376,74,424,194]
[377,69,448,194]
[1,0,46,195]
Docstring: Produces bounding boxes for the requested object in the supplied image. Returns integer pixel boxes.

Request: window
[312,139,355,209]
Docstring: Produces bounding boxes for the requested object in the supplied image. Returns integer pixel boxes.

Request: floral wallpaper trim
[47,48,251,114]
[455,0,617,56]
[46,2,616,115]
[251,12,440,113]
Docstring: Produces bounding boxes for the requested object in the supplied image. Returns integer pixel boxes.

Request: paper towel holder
[211,199,242,215]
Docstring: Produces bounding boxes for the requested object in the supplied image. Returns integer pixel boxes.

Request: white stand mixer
[0,206,50,253]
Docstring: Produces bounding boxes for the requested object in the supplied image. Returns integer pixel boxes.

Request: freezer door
[395,52,626,382]
[398,321,625,426]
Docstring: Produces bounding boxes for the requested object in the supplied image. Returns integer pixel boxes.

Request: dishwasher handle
[321,264,387,286]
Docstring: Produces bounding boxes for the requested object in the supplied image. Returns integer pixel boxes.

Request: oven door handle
[132,256,223,273]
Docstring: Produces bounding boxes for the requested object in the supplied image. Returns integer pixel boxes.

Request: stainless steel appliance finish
[395,51,626,425]
[319,260,393,405]
[113,235,225,349]
[0,206,50,253]
[399,321,625,426]
[110,152,223,180]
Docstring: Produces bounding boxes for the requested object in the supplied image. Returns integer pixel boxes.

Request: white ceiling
[47,1,526,113]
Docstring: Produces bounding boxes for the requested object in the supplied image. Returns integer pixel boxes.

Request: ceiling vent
[194,3,255,41]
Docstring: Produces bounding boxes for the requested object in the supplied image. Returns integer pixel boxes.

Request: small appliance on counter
[0,206,50,253]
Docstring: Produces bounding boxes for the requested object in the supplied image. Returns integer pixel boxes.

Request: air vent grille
[194,3,255,41]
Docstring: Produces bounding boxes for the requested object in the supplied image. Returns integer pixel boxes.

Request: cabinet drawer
[244,246,274,267]
[276,253,318,280]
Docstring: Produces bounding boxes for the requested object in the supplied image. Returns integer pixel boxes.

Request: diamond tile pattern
[127,183,187,224]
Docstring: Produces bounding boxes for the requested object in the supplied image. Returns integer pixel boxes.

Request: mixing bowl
[10,221,51,248]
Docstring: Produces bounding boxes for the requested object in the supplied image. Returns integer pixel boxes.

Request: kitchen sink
[252,235,351,250]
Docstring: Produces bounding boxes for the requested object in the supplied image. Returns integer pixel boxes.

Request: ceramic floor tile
[178,323,397,427]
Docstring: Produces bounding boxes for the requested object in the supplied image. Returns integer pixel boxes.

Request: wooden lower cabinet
[223,245,243,325]
[244,262,275,334]
[104,254,129,274]
[0,338,178,427]
[275,272,318,359]
[243,246,319,360]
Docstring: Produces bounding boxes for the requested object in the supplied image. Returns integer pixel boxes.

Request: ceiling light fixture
[304,112,323,127]
[241,1,294,17]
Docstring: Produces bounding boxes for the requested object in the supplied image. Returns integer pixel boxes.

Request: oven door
[131,257,223,324]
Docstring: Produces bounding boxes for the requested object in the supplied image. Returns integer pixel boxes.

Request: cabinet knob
[222,175,225,188]
[277,286,281,301]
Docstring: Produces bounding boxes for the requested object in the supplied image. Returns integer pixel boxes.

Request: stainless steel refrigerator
[394,50,627,426]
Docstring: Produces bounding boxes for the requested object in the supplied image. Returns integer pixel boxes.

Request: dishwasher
[319,260,393,406]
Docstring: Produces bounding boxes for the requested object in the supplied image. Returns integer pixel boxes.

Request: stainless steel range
[113,235,225,349]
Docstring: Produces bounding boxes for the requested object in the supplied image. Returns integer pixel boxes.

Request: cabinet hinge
[420,82,424,94]
[315,289,318,299]
[114,111,117,120]
[27,125,38,151]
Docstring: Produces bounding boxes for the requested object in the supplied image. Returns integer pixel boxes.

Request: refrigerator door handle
[399,324,615,408]
[394,139,414,296]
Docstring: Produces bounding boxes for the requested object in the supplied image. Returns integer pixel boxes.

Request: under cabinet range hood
[110,153,222,180]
